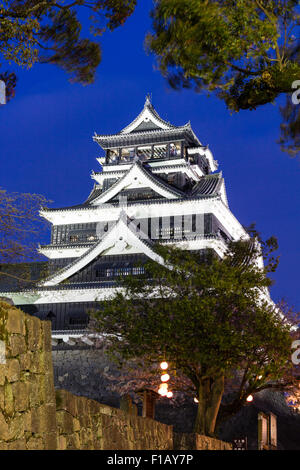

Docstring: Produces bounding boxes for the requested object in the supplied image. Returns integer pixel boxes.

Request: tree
[147,0,300,156]
[0,0,137,95]
[0,187,49,287]
[92,238,296,436]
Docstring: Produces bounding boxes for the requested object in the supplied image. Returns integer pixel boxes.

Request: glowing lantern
[194,397,199,404]
[160,361,168,370]
[246,395,253,402]
[166,391,173,398]
[159,383,168,391]
[158,383,168,396]
[161,373,170,382]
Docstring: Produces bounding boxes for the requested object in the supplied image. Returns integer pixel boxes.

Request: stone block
[31,405,54,434]
[31,350,52,375]
[44,431,57,450]
[23,411,31,432]
[29,377,40,408]
[0,412,9,441]
[73,417,80,432]
[57,435,67,450]
[56,410,74,433]
[19,352,31,371]
[67,394,78,416]
[66,432,80,450]
[9,335,26,357]
[30,407,40,434]
[56,389,78,416]
[26,436,44,450]
[6,358,20,382]
[7,438,26,450]
[39,369,55,404]
[0,366,5,386]
[98,403,114,416]
[88,399,101,416]
[45,403,57,433]
[6,308,25,335]
[42,322,52,352]
[174,432,232,450]
[26,316,41,351]
[4,383,14,416]
[12,381,29,412]
[30,351,42,373]
[1,414,24,442]
[82,428,95,450]
[76,396,88,417]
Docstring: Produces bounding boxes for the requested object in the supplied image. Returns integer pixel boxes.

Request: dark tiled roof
[93,125,196,145]
[42,193,219,213]
[191,173,223,196]
[84,185,103,204]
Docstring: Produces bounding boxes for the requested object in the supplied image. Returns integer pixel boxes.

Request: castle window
[108,149,119,163]
[121,147,135,161]
[86,235,96,242]
[137,146,152,161]
[153,145,167,159]
[169,142,181,157]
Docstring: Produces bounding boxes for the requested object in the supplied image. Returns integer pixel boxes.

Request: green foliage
[0,0,137,88]
[93,238,293,435]
[147,0,300,156]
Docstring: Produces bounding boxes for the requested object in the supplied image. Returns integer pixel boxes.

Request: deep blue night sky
[0,1,299,309]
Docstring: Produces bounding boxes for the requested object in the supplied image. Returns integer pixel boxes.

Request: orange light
[161,373,170,382]
[159,383,168,391]
[166,391,173,398]
[158,389,167,396]
[246,395,253,402]
[194,397,199,404]
[160,361,168,370]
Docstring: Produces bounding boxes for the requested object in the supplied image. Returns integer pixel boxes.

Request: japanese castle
[3,96,248,342]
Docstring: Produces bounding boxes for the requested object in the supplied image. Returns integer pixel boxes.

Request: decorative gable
[90,161,183,204]
[120,95,178,134]
[41,211,165,286]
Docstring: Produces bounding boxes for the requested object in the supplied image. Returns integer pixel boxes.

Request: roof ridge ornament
[119,95,181,135]
[145,93,152,107]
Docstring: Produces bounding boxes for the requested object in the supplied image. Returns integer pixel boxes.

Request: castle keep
[1,96,247,347]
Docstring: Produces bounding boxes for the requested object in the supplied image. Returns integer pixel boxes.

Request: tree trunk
[217,397,245,428]
[194,373,225,436]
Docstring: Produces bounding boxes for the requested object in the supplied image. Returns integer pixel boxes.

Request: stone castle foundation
[0,302,231,450]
